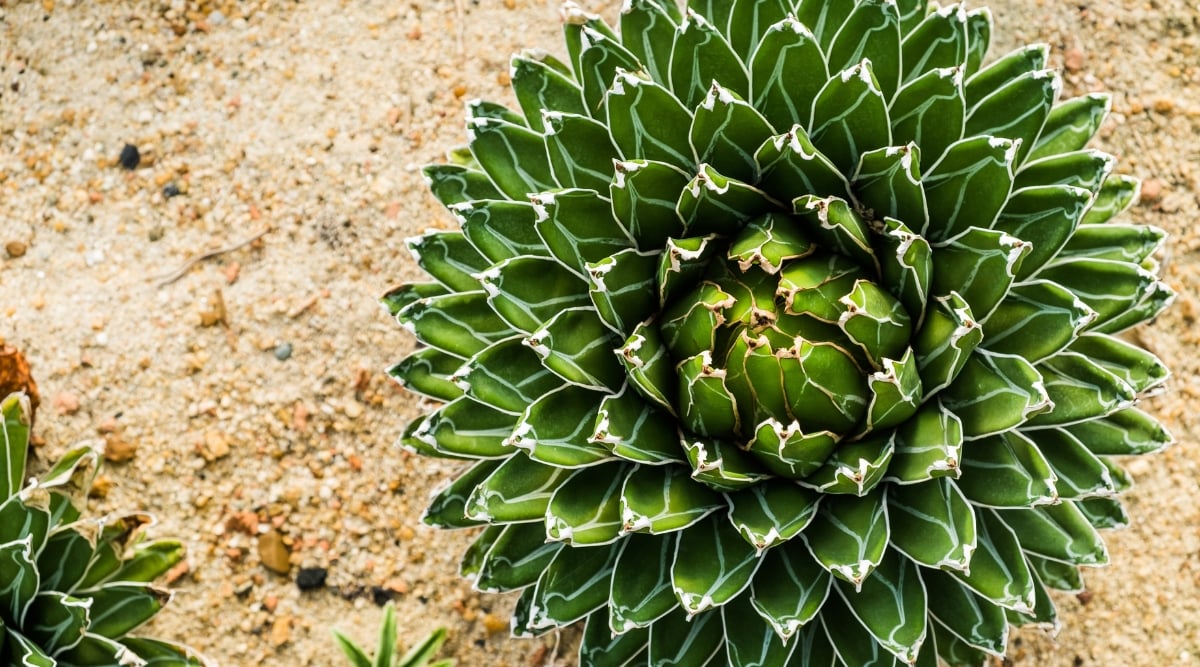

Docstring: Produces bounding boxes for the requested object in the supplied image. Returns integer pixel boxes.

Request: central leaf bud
[658,213,918,479]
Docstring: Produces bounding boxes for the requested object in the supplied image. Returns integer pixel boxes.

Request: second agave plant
[386,0,1173,665]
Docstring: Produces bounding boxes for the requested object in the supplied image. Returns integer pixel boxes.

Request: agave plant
[386,0,1172,664]
[0,393,203,665]
[333,603,455,667]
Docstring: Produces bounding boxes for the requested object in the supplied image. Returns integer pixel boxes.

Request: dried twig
[152,227,271,287]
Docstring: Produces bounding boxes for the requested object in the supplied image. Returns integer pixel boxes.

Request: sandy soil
[1,0,1198,665]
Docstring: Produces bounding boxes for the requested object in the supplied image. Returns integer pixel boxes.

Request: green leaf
[421,164,503,208]
[800,434,894,497]
[546,463,631,545]
[527,307,625,392]
[794,196,877,273]
[648,606,725,666]
[996,502,1108,566]
[511,387,615,467]
[780,339,871,435]
[871,216,931,325]
[413,397,517,459]
[681,435,772,492]
[837,280,914,369]
[1059,223,1166,265]
[853,144,928,235]
[79,583,170,639]
[1062,407,1172,456]
[809,60,891,173]
[1076,496,1130,530]
[834,549,927,664]
[372,602,397,667]
[932,227,1028,323]
[981,280,1094,364]
[722,592,797,667]
[931,620,990,667]
[1023,428,1114,500]
[1028,554,1084,592]
[957,431,1057,507]
[620,0,679,85]
[993,184,1091,281]
[451,200,548,263]
[1081,174,1139,225]
[581,611,650,666]
[941,351,1051,439]
[913,292,984,396]
[112,539,184,583]
[964,8,992,75]
[964,43,1048,107]
[1014,149,1113,194]
[123,636,206,665]
[1030,93,1111,161]
[457,338,565,414]
[532,188,634,277]
[23,591,90,653]
[754,127,852,203]
[677,352,741,439]
[924,569,1009,657]
[748,18,826,132]
[594,389,685,466]
[606,70,695,171]
[885,399,964,484]
[672,515,762,615]
[478,256,590,333]
[862,349,923,433]
[1,394,31,501]
[53,633,133,666]
[467,117,554,199]
[460,524,502,582]
[678,165,779,237]
[744,419,838,480]
[382,282,447,319]
[948,509,1036,614]
[922,136,1017,242]
[543,111,620,192]
[511,50,586,132]
[821,591,902,667]
[610,533,680,632]
[794,0,855,48]
[749,537,831,641]
[900,5,969,83]
[611,160,690,250]
[407,231,490,293]
[530,541,621,627]
[727,480,819,553]
[670,10,749,109]
[475,523,562,592]
[465,454,571,523]
[0,536,38,624]
[616,320,678,415]
[803,489,889,587]
[1024,351,1135,428]
[888,66,965,165]
[727,212,815,275]
[620,464,724,535]
[827,0,902,99]
[966,69,1058,164]
[423,460,500,529]
[467,98,526,126]
[564,4,619,87]
[888,477,976,571]
[1069,333,1167,394]
[577,25,642,116]
[689,83,776,182]
[396,624,450,667]
[726,0,789,61]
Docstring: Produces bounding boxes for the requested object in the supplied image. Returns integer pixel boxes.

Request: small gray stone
[273,343,293,361]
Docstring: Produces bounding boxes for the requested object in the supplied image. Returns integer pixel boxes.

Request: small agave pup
[385,0,1173,664]
[0,393,204,665]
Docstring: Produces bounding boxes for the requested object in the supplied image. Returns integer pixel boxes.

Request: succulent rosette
[385,0,1173,664]
[0,394,204,665]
